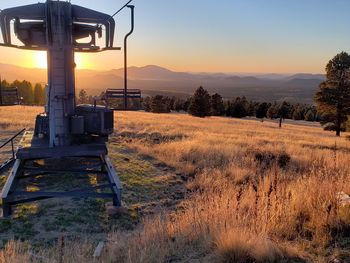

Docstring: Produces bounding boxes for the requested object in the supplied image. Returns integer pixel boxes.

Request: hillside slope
[0,107,349,262]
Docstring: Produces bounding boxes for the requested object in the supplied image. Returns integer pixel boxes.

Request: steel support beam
[1,159,23,217]
[102,155,122,206]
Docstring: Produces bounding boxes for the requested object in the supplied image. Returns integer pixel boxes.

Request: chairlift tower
[0,0,132,217]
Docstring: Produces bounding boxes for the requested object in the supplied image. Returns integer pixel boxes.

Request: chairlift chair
[0,86,20,106]
[105,88,141,110]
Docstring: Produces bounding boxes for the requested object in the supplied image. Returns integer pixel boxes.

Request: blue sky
[1,0,350,73]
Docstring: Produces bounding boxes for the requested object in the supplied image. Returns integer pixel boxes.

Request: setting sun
[34,51,47,69]
[31,51,90,69]
[74,53,91,69]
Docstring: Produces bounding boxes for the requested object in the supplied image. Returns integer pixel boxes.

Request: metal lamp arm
[123,5,135,110]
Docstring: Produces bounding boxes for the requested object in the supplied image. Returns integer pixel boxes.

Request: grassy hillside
[0,106,350,262]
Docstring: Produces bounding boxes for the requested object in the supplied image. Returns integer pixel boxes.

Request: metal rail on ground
[0,128,25,174]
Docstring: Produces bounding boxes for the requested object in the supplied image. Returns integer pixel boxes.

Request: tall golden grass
[0,106,42,130]
[1,107,350,262]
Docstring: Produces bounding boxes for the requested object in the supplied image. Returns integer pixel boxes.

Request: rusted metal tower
[0,0,131,217]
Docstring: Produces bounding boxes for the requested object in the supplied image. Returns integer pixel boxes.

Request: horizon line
[0,62,325,76]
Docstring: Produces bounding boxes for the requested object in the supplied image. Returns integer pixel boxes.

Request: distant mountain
[113,65,194,80]
[284,73,325,81]
[0,63,46,84]
[0,63,325,103]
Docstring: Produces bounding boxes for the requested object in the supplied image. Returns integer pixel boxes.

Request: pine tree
[169,96,177,111]
[277,101,291,128]
[256,102,269,120]
[183,98,191,112]
[292,104,304,120]
[346,118,350,131]
[142,96,152,112]
[188,86,211,117]
[227,97,248,118]
[241,96,250,115]
[1,79,9,88]
[174,98,185,112]
[150,95,171,113]
[247,100,256,116]
[267,102,278,119]
[304,109,315,121]
[34,83,45,105]
[210,93,225,116]
[13,80,34,105]
[315,52,350,136]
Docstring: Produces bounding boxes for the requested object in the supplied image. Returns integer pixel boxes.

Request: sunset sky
[0,0,350,74]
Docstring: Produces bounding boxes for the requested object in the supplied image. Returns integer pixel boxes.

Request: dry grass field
[0,106,350,262]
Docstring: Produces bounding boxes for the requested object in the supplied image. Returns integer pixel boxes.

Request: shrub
[188,86,211,117]
[215,230,304,263]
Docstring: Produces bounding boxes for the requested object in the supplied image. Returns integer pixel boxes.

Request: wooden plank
[9,183,116,205]
[104,156,122,191]
[1,159,22,199]
[23,167,107,175]
[16,144,107,159]
[12,191,114,199]
[103,155,122,206]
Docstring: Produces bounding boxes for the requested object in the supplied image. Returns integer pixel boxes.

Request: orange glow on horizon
[28,51,92,70]
[74,53,92,69]
[0,47,325,74]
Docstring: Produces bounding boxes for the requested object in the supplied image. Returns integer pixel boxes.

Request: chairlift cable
[110,0,133,19]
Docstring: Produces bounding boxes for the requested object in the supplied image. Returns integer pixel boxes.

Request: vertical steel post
[47,1,75,147]
[124,5,135,110]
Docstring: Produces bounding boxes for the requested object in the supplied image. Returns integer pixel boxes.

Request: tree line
[141,51,350,136]
[141,52,350,137]
[141,89,320,123]
[1,79,45,105]
[0,81,97,106]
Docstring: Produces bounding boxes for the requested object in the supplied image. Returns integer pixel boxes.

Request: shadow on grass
[0,143,186,249]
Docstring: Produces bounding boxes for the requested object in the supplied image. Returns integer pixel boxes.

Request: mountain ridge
[0,63,325,103]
